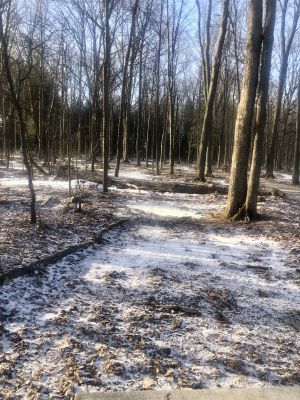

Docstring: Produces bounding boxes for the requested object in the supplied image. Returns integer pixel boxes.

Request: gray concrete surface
[75,386,300,400]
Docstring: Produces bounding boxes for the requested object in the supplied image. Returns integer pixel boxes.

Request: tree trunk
[292,76,300,185]
[196,0,229,181]
[115,0,139,177]
[265,61,287,177]
[102,1,111,193]
[205,137,213,176]
[155,2,163,174]
[265,0,299,177]
[225,0,263,219]
[136,43,143,167]
[123,53,135,163]
[246,0,276,218]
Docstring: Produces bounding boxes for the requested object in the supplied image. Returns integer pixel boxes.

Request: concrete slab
[75,386,300,400]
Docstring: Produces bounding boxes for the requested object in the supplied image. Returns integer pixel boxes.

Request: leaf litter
[0,164,300,399]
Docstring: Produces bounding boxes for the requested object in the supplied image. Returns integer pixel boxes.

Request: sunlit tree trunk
[226,0,263,219]
[246,0,276,218]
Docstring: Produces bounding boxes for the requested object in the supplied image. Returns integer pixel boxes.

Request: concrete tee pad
[75,386,300,400]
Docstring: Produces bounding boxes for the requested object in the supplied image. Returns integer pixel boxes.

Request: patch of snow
[0,175,102,192]
[109,166,153,182]
[125,192,223,219]
[274,172,292,184]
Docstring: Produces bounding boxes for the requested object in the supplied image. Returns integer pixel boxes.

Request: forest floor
[0,161,300,399]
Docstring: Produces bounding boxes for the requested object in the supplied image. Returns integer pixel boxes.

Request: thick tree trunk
[246,0,276,218]
[196,0,229,181]
[292,76,300,185]
[226,0,263,219]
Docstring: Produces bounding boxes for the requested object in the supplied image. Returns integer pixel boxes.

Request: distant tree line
[0,0,299,223]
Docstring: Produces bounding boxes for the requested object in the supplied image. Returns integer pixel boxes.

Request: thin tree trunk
[196,0,229,181]
[103,0,111,193]
[292,76,300,185]
[123,53,135,163]
[115,0,139,177]
[155,2,163,174]
[136,44,143,167]
[266,0,299,177]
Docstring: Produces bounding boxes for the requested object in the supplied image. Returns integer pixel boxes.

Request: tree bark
[115,0,139,176]
[0,3,37,223]
[102,0,111,193]
[196,0,229,181]
[155,2,163,175]
[245,0,276,218]
[292,76,300,185]
[265,0,299,177]
[225,0,263,219]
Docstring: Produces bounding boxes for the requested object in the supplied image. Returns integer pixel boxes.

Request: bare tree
[226,0,263,219]
[115,0,139,177]
[166,0,184,175]
[196,0,229,182]
[266,0,300,177]
[245,0,277,218]
[292,74,300,184]
[0,0,37,223]
[103,0,114,192]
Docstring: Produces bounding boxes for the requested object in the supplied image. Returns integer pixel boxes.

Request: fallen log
[0,219,127,285]
[108,177,228,195]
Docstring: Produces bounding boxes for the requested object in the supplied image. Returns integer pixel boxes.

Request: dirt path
[1,187,299,400]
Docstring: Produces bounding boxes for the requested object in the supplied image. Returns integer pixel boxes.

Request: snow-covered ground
[1,173,299,399]
[272,172,293,185]
[0,168,112,274]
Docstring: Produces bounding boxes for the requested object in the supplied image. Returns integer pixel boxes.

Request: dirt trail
[1,186,299,400]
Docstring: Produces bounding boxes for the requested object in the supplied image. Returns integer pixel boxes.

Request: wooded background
[0,0,299,222]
